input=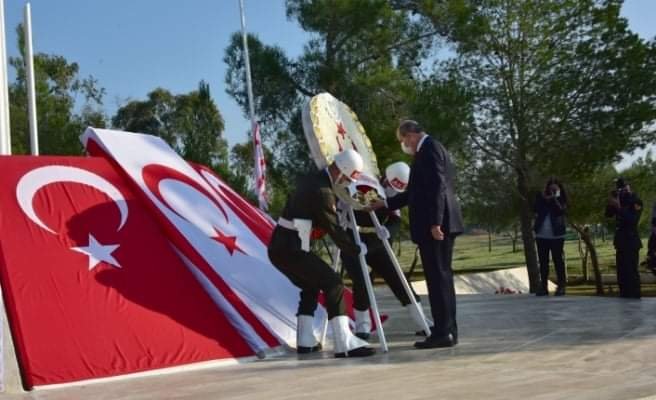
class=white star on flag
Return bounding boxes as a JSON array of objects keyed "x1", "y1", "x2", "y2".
[{"x1": 71, "y1": 234, "x2": 122, "y2": 271}]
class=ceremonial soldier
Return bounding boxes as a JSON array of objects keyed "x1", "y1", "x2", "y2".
[
  {"x1": 268, "y1": 149, "x2": 375, "y2": 357},
  {"x1": 340, "y1": 162, "x2": 430, "y2": 339},
  {"x1": 605, "y1": 178, "x2": 643, "y2": 299}
]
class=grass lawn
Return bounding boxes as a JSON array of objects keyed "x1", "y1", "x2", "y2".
[
  {"x1": 330, "y1": 233, "x2": 655, "y2": 296},
  {"x1": 391, "y1": 233, "x2": 622, "y2": 276}
]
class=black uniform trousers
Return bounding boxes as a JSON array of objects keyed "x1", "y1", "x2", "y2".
[
  {"x1": 536, "y1": 238, "x2": 566, "y2": 289},
  {"x1": 418, "y1": 235, "x2": 457, "y2": 339},
  {"x1": 341, "y1": 232, "x2": 419, "y2": 311},
  {"x1": 616, "y1": 244, "x2": 641, "y2": 298},
  {"x1": 268, "y1": 227, "x2": 346, "y2": 318}
]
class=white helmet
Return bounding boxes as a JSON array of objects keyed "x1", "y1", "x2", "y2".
[
  {"x1": 385, "y1": 161, "x2": 410, "y2": 193},
  {"x1": 333, "y1": 149, "x2": 364, "y2": 181}
]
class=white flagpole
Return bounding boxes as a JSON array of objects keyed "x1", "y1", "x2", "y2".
[
  {"x1": 0, "y1": 0, "x2": 11, "y2": 155},
  {"x1": 24, "y1": 3, "x2": 38, "y2": 155},
  {"x1": 238, "y1": 0, "x2": 264, "y2": 207}
]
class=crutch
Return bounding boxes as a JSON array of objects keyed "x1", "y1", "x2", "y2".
[
  {"x1": 369, "y1": 211, "x2": 431, "y2": 336},
  {"x1": 320, "y1": 245, "x2": 341, "y2": 345},
  {"x1": 348, "y1": 207, "x2": 388, "y2": 352}
]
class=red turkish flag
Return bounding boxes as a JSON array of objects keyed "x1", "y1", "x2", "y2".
[{"x1": 0, "y1": 156, "x2": 253, "y2": 388}]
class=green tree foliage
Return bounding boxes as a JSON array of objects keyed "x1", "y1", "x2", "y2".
[
  {"x1": 460, "y1": 159, "x2": 519, "y2": 251},
  {"x1": 112, "y1": 81, "x2": 229, "y2": 170},
  {"x1": 9, "y1": 25, "x2": 106, "y2": 155},
  {"x1": 224, "y1": 0, "x2": 470, "y2": 216}
]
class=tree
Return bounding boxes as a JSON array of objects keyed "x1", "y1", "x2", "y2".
[
  {"x1": 111, "y1": 88, "x2": 177, "y2": 145},
  {"x1": 224, "y1": 0, "x2": 469, "y2": 214},
  {"x1": 9, "y1": 25, "x2": 106, "y2": 155},
  {"x1": 112, "y1": 81, "x2": 229, "y2": 170},
  {"x1": 460, "y1": 159, "x2": 518, "y2": 252},
  {"x1": 416, "y1": 0, "x2": 656, "y2": 292}
]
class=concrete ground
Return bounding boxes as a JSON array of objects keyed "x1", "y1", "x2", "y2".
[{"x1": 6, "y1": 289, "x2": 656, "y2": 400}]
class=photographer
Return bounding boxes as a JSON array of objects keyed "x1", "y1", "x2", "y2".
[
  {"x1": 645, "y1": 202, "x2": 656, "y2": 276},
  {"x1": 605, "y1": 178, "x2": 643, "y2": 299},
  {"x1": 533, "y1": 178, "x2": 568, "y2": 296}
]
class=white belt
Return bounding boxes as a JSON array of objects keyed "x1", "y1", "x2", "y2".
[
  {"x1": 278, "y1": 217, "x2": 312, "y2": 252},
  {"x1": 277, "y1": 217, "x2": 296, "y2": 231}
]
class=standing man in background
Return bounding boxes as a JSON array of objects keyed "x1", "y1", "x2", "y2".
[
  {"x1": 372, "y1": 120, "x2": 464, "y2": 348},
  {"x1": 605, "y1": 178, "x2": 643, "y2": 299}
]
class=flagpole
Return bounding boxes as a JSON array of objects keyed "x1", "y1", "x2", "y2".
[
  {"x1": 24, "y1": 3, "x2": 38, "y2": 155},
  {"x1": 238, "y1": 0, "x2": 267, "y2": 210},
  {"x1": 0, "y1": 0, "x2": 11, "y2": 155}
]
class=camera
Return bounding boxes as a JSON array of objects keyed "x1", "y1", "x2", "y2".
[{"x1": 611, "y1": 177, "x2": 628, "y2": 197}]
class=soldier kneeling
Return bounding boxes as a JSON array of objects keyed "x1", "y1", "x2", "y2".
[{"x1": 268, "y1": 149, "x2": 375, "y2": 358}]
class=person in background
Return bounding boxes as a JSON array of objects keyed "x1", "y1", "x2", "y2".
[
  {"x1": 642, "y1": 201, "x2": 656, "y2": 276},
  {"x1": 533, "y1": 178, "x2": 568, "y2": 296},
  {"x1": 605, "y1": 177, "x2": 643, "y2": 299}
]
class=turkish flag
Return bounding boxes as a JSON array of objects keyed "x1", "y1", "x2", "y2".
[{"x1": 0, "y1": 156, "x2": 252, "y2": 388}]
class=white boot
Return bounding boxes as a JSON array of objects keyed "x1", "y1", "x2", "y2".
[
  {"x1": 354, "y1": 309, "x2": 371, "y2": 340},
  {"x1": 297, "y1": 315, "x2": 321, "y2": 354},
  {"x1": 330, "y1": 315, "x2": 375, "y2": 358},
  {"x1": 406, "y1": 303, "x2": 432, "y2": 336}
]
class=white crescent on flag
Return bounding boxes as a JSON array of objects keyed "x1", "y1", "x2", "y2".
[{"x1": 16, "y1": 165, "x2": 128, "y2": 234}]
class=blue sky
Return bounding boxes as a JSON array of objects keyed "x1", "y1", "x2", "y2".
[{"x1": 4, "y1": 0, "x2": 656, "y2": 162}]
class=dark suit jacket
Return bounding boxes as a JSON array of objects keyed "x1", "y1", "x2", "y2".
[
  {"x1": 387, "y1": 135, "x2": 464, "y2": 244},
  {"x1": 533, "y1": 192, "x2": 567, "y2": 237}
]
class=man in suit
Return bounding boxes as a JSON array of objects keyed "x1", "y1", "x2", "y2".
[
  {"x1": 372, "y1": 120, "x2": 464, "y2": 348},
  {"x1": 605, "y1": 178, "x2": 643, "y2": 299}
]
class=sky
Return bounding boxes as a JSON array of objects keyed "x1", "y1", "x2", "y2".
[{"x1": 3, "y1": 0, "x2": 656, "y2": 167}]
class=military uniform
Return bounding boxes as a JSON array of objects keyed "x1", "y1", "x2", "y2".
[
  {"x1": 606, "y1": 192, "x2": 643, "y2": 298},
  {"x1": 341, "y1": 206, "x2": 419, "y2": 311},
  {"x1": 268, "y1": 169, "x2": 360, "y2": 319}
]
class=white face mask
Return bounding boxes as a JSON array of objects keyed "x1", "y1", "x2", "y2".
[
  {"x1": 384, "y1": 185, "x2": 397, "y2": 198},
  {"x1": 401, "y1": 141, "x2": 414, "y2": 155}
]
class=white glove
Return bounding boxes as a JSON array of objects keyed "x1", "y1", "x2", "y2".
[
  {"x1": 376, "y1": 225, "x2": 390, "y2": 240},
  {"x1": 359, "y1": 242, "x2": 368, "y2": 257}
]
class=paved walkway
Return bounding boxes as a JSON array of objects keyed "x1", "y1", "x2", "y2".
[{"x1": 7, "y1": 291, "x2": 656, "y2": 400}]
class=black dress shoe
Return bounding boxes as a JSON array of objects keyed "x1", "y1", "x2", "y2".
[
  {"x1": 535, "y1": 288, "x2": 548, "y2": 296},
  {"x1": 334, "y1": 346, "x2": 376, "y2": 358},
  {"x1": 554, "y1": 286, "x2": 566, "y2": 296},
  {"x1": 297, "y1": 343, "x2": 322, "y2": 354},
  {"x1": 414, "y1": 334, "x2": 457, "y2": 349},
  {"x1": 355, "y1": 332, "x2": 370, "y2": 340}
]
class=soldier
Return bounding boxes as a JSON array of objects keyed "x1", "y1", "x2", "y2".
[
  {"x1": 340, "y1": 162, "x2": 430, "y2": 339},
  {"x1": 605, "y1": 177, "x2": 643, "y2": 299},
  {"x1": 267, "y1": 149, "x2": 375, "y2": 358}
]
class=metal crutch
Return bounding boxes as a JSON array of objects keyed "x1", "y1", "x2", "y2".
[
  {"x1": 320, "y1": 245, "x2": 341, "y2": 345},
  {"x1": 348, "y1": 207, "x2": 388, "y2": 353},
  {"x1": 369, "y1": 211, "x2": 431, "y2": 335}
]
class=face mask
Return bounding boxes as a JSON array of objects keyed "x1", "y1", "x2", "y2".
[
  {"x1": 384, "y1": 185, "x2": 397, "y2": 198},
  {"x1": 401, "y1": 141, "x2": 414, "y2": 155}
]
